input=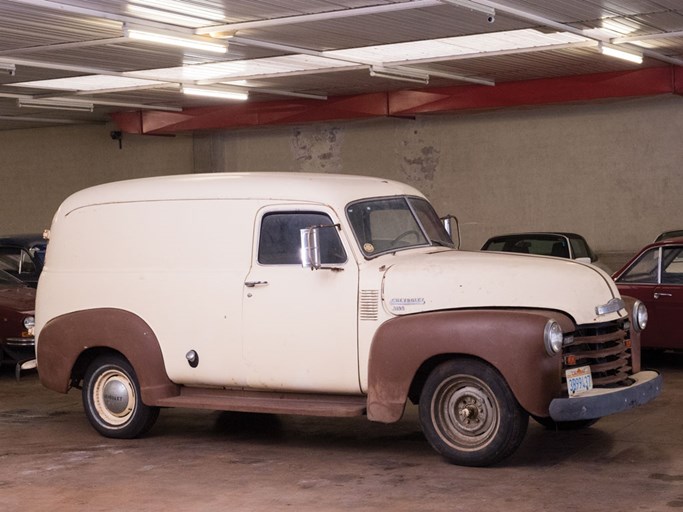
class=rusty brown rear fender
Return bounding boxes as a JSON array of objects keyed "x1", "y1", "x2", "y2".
[
  {"x1": 37, "y1": 308, "x2": 179, "y2": 404},
  {"x1": 367, "y1": 309, "x2": 574, "y2": 423}
]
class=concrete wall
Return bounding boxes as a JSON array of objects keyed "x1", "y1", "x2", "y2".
[
  {"x1": 194, "y1": 95, "x2": 683, "y2": 270},
  {"x1": 1, "y1": 97, "x2": 681, "y2": 270},
  {"x1": 0, "y1": 123, "x2": 193, "y2": 234}
]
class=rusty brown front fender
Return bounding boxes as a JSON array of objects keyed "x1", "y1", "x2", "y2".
[{"x1": 367, "y1": 309, "x2": 574, "y2": 422}]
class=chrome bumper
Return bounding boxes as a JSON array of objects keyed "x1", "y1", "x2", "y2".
[
  {"x1": 4, "y1": 336, "x2": 35, "y2": 347},
  {"x1": 549, "y1": 370, "x2": 663, "y2": 421}
]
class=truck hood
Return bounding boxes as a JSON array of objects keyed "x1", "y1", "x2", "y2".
[{"x1": 381, "y1": 250, "x2": 622, "y2": 326}]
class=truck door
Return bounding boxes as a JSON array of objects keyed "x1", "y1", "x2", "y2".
[{"x1": 242, "y1": 207, "x2": 360, "y2": 393}]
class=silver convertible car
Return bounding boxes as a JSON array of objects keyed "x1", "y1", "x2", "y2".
[{"x1": 481, "y1": 232, "x2": 611, "y2": 272}]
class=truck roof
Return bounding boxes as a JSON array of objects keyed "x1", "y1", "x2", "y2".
[{"x1": 56, "y1": 172, "x2": 425, "y2": 215}]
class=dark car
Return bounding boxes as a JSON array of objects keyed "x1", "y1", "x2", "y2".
[
  {"x1": 0, "y1": 234, "x2": 47, "y2": 288},
  {"x1": 613, "y1": 237, "x2": 683, "y2": 350},
  {"x1": 655, "y1": 230, "x2": 683, "y2": 242},
  {"x1": 0, "y1": 269, "x2": 36, "y2": 366},
  {"x1": 480, "y1": 232, "x2": 610, "y2": 272}
]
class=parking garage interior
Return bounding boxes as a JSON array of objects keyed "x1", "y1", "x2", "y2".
[{"x1": 1, "y1": 1, "x2": 683, "y2": 510}]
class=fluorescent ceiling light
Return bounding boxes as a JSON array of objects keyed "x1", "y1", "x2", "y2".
[
  {"x1": 125, "y1": 28, "x2": 227, "y2": 54},
  {"x1": 17, "y1": 99, "x2": 94, "y2": 112},
  {"x1": 182, "y1": 86, "x2": 248, "y2": 101},
  {"x1": 370, "y1": 66, "x2": 429, "y2": 85},
  {"x1": 599, "y1": 42, "x2": 643, "y2": 64}
]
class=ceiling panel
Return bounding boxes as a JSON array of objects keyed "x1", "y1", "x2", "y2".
[{"x1": 1, "y1": 0, "x2": 683, "y2": 130}]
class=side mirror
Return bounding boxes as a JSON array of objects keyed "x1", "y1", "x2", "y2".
[
  {"x1": 300, "y1": 226, "x2": 322, "y2": 270},
  {"x1": 575, "y1": 257, "x2": 592, "y2": 265},
  {"x1": 300, "y1": 224, "x2": 344, "y2": 271},
  {"x1": 441, "y1": 214, "x2": 461, "y2": 250}
]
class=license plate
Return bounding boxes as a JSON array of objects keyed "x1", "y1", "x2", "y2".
[{"x1": 566, "y1": 366, "x2": 593, "y2": 397}]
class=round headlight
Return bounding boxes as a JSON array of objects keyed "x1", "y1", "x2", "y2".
[
  {"x1": 23, "y1": 316, "x2": 35, "y2": 330},
  {"x1": 633, "y1": 301, "x2": 648, "y2": 332},
  {"x1": 544, "y1": 320, "x2": 564, "y2": 356}
]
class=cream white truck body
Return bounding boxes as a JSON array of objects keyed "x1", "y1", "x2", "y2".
[{"x1": 34, "y1": 172, "x2": 661, "y2": 466}]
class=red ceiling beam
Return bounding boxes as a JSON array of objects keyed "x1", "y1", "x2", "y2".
[
  {"x1": 389, "y1": 67, "x2": 678, "y2": 115},
  {"x1": 111, "y1": 66, "x2": 683, "y2": 135},
  {"x1": 111, "y1": 93, "x2": 389, "y2": 134}
]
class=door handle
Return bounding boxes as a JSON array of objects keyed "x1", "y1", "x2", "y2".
[
  {"x1": 245, "y1": 281, "x2": 269, "y2": 288},
  {"x1": 654, "y1": 292, "x2": 672, "y2": 299}
]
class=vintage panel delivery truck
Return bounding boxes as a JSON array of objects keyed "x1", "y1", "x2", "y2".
[{"x1": 34, "y1": 172, "x2": 661, "y2": 466}]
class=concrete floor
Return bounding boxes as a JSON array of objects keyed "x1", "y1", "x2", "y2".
[{"x1": 0, "y1": 352, "x2": 680, "y2": 512}]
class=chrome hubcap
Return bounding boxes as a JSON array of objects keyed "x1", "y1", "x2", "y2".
[
  {"x1": 434, "y1": 376, "x2": 499, "y2": 451},
  {"x1": 93, "y1": 368, "x2": 136, "y2": 426},
  {"x1": 103, "y1": 379, "x2": 130, "y2": 415}
]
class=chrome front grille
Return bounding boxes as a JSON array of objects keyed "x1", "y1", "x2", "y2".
[{"x1": 561, "y1": 320, "x2": 633, "y2": 391}]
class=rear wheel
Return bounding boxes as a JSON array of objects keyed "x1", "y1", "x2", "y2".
[
  {"x1": 419, "y1": 359, "x2": 529, "y2": 467},
  {"x1": 82, "y1": 354, "x2": 159, "y2": 438}
]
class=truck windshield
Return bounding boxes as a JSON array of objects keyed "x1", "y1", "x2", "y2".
[{"x1": 346, "y1": 196, "x2": 454, "y2": 258}]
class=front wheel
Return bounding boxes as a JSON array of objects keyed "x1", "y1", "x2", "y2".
[
  {"x1": 82, "y1": 354, "x2": 160, "y2": 438},
  {"x1": 418, "y1": 359, "x2": 529, "y2": 467}
]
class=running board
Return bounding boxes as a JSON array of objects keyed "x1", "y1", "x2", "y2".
[{"x1": 155, "y1": 387, "x2": 367, "y2": 417}]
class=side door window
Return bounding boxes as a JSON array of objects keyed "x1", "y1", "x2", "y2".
[
  {"x1": 661, "y1": 247, "x2": 683, "y2": 284},
  {"x1": 617, "y1": 248, "x2": 660, "y2": 284},
  {"x1": 569, "y1": 237, "x2": 591, "y2": 260},
  {"x1": 258, "y1": 212, "x2": 346, "y2": 265}
]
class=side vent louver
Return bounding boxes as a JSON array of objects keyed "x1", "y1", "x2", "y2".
[{"x1": 359, "y1": 290, "x2": 379, "y2": 321}]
